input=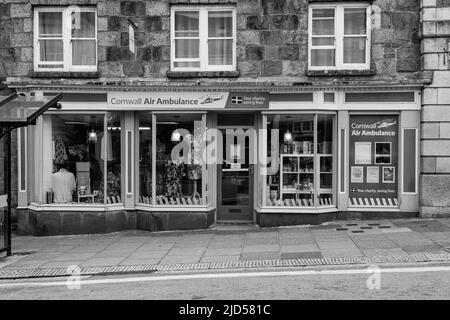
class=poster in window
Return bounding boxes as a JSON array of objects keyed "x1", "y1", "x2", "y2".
[
  {"x1": 382, "y1": 167, "x2": 395, "y2": 183},
  {"x1": 349, "y1": 115, "x2": 398, "y2": 207},
  {"x1": 351, "y1": 166, "x2": 364, "y2": 183},
  {"x1": 355, "y1": 142, "x2": 371, "y2": 164},
  {"x1": 367, "y1": 166, "x2": 379, "y2": 183}
]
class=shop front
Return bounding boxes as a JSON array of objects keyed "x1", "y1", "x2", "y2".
[{"x1": 16, "y1": 87, "x2": 421, "y2": 235}]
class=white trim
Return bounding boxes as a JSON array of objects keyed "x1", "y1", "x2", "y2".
[
  {"x1": 135, "y1": 204, "x2": 215, "y2": 212},
  {"x1": 17, "y1": 126, "x2": 28, "y2": 192},
  {"x1": 28, "y1": 203, "x2": 125, "y2": 212},
  {"x1": 255, "y1": 206, "x2": 337, "y2": 214},
  {"x1": 34, "y1": 6, "x2": 97, "y2": 72},
  {"x1": 125, "y1": 129, "x2": 134, "y2": 195},
  {"x1": 170, "y1": 5, "x2": 236, "y2": 72},
  {"x1": 308, "y1": 2, "x2": 371, "y2": 70}
]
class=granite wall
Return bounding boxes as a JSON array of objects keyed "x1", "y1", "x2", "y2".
[
  {"x1": 0, "y1": 0, "x2": 422, "y2": 82},
  {"x1": 420, "y1": 0, "x2": 450, "y2": 217}
]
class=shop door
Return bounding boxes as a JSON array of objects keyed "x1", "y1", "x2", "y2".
[{"x1": 217, "y1": 128, "x2": 254, "y2": 222}]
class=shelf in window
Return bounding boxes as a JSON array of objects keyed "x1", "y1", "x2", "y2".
[
  {"x1": 282, "y1": 189, "x2": 314, "y2": 194},
  {"x1": 318, "y1": 154, "x2": 333, "y2": 157},
  {"x1": 281, "y1": 153, "x2": 314, "y2": 157}
]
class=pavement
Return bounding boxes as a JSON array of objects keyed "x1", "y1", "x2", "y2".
[{"x1": 1, "y1": 218, "x2": 450, "y2": 278}]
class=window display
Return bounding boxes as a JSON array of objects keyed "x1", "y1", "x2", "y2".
[
  {"x1": 154, "y1": 114, "x2": 206, "y2": 206},
  {"x1": 138, "y1": 114, "x2": 152, "y2": 204},
  {"x1": 263, "y1": 114, "x2": 335, "y2": 208},
  {"x1": 46, "y1": 113, "x2": 121, "y2": 205}
]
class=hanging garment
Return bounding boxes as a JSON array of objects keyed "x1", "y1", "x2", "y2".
[
  {"x1": 54, "y1": 137, "x2": 68, "y2": 165},
  {"x1": 100, "y1": 131, "x2": 113, "y2": 161},
  {"x1": 52, "y1": 168, "x2": 76, "y2": 203},
  {"x1": 164, "y1": 160, "x2": 186, "y2": 198}
]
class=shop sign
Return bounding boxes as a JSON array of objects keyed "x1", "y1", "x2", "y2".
[
  {"x1": 349, "y1": 115, "x2": 398, "y2": 207},
  {"x1": 107, "y1": 92, "x2": 269, "y2": 109}
]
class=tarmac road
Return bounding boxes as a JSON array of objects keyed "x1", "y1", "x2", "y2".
[{"x1": 0, "y1": 264, "x2": 449, "y2": 300}]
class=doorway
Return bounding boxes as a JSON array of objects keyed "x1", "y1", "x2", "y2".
[{"x1": 217, "y1": 114, "x2": 255, "y2": 222}]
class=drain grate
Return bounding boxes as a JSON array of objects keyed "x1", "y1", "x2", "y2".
[{"x1": 1, "y1": 253, "x2": 450, "y2": 280}]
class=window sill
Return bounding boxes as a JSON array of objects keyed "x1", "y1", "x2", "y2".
[
  {"x1": 167, "y1": 71, "x2": 240, "y2": 79},
  {"x1": 29, "y1": 71, "x2": 100, "y2": 79},
  {"x1": 306, "y1": 69, "x2": 376, "y2": 77}
]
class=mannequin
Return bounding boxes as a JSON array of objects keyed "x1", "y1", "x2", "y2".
[{"x1": 52, "y1": 167, "x2": 76, "y2": 203}]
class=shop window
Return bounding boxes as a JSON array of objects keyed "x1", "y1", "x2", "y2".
[
  {"x1": 34, "y1": 7, "x2": 97, "y2": 72},
  {"x1": 308, "y1": 3, "x2": 370, "y2": 70},
  {"x1": 263, "y1": 114, "x2": 335, "y2": 208},
  {"x1": 138, "y1": 113, "x2": 207, "y2": 206},
  {"x1": 171, "y1": 6, "x2": 236, "y2": 72},
  {"x1": 44, "y1": 113, "x2": 121, "y2": 205},
  {"x1": 138, "y1": 113, "x2": 152, "y2": 204}
]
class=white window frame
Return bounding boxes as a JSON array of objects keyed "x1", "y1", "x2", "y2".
[
  {"x1": 34, "y1": 6, "x2": 98, "y2": 72},
  {"x1": 170, "y1": 5, "x2": 237, "y2": 72},
  {"x1": 308, "y1": 2, "x2": 371, "y2": 70}
]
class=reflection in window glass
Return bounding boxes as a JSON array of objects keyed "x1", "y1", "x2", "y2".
[
  {"x1": 317, "y1": 114, "x2": 334, "y2": 206},
  {"x1": 264, "y1": 114, "x2": 335, "y2": 207},
  {"x1": 155, "y1": 114, "x2": 205, "y2": 205},
  {"x1": 50, "y1": 114, "x2": 105, "y2": 204},
  {"x1": 138, "y1": 113, "x2": 152, "y2": 204},
  {"x1": 375, "y1": 142, "x2": 392, "y2": 164},
  {"x1": 103, "y1": 113, "x2": 122, "y2": 204}
]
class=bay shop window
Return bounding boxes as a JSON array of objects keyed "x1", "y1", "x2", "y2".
[
  {"x1": 261, "y1": 114, "x2": 336, "y2": 208},
  {"x1": 138, "y1": 113, "x2": 209, "y2": 206},
  {"x1": 39, "y1": 113, "x2": 122, "y2": 205}
]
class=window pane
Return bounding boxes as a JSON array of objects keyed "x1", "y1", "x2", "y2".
[
  {"x1": 156, "y1": 114, "x2": 205, "y2": 206},
  {"x1": 312, "y1": 19, "x2": 334, "y2": 36},
  {"x1": 72, "y1": 12, "x2": 96, "y2": 38},
  {"x1": 105, "y1": 113, "x2": 122, "y2": 204},
  {"x1": 313, "y1": 9, "x2": 334, "y2": 18},
  {"x1": 40, "y1": 40, "x2": 63, "y2": 61},
  {"x1": 343, "y1": 37, "x2": 366, "y2": 63},
  {"x1": 344, "y1": 8, "x2": 366, "y2": 35},
  {"x1": 138, "y1": 113, "x2": 152, "y2": 204},
  {"x1": 50, "y1": 114, "x2": 105, "y2": 205},
  {"x1": 208, "y1": 39, "x2": 233, "y2": 65},
  {"x1": 39, "y1": 12, "x2": 62, "y2": 37},
  {"x1": 208, "y1": 11, "x2": 233, "y2": 37},
  {"x1": 175, "y1": 39, "x2": 199, "y2": 59},
  {"x1": 311, "y1": 49, "x2": 335, "y2": 66},
  {"x1": 312, "y1": 37, "x2": 334, "y2": 46},
  {"x1": 174, "y1": 61, "x2": 201, "y2": 68},
  {"x1": 175, "y1": 11, "x2": 199, "y2": 37},
  {"x1": 317, "y1": 115, "x2": 334, "y2": 206},
  {"x1": 264, "y1": 115, "x2": 316, "y2": 207},
  {"x1": 72, "y1": 40, "x2": 96, "y2": 65}
]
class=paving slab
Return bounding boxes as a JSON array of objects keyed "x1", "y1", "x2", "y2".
[
  {"x1": 281, "y1": 252, "x2": 322, "y2": 260},
  {"x1": 81, "y1": 257, "x2": 125, "y2": 267},
  {"x1": 280, "y1": 244, "x2": 320, "y2": 253},
  {"x1": 241, "y1": 252, "x2": 279, "y2": 261},
  {"x1": 201, "y1": 255, "x2": 241, "y2": 263},
  {"x1": 242, "y1": 245, "x2": 280, "y2": 253}
]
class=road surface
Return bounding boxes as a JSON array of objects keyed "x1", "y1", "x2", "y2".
[{"x1": 0, "y1": 264, "x2": 449, "y2": 300}]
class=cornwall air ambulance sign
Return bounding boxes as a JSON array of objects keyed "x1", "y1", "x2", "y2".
[{"x1": 107, "y1": 92, "x2": 269, "y2": 110}]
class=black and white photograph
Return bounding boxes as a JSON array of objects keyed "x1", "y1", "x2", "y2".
[{"x1": 0, "y1": 0, "x2": 449, "y2": 308}]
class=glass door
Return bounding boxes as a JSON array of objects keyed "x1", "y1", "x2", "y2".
[{"x1": 217, "y1": 128, "x2": 253, "y2": 221}]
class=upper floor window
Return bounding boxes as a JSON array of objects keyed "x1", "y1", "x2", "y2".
[
  {"x1": 308, "y1": 3, "x2": 370, "y2": 70},
  {"x1": 34, "y1": 7, "x2": 97, "y2": 72},
  {"x1": 171, "y1": 6, "x2": 236, "y2": 72}
]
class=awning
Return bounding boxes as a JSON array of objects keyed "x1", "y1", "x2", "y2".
[
  {"x1": 0, "y1": 92, "x2": 63, "y2": 256},
  {"x1": 0, "y1": 93, "x2": 63, "y2": 129}
]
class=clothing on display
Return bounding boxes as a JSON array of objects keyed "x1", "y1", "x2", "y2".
[
  {"x1": 99, "y1": 131, "x2": 113, "y2": 161},
  {"x1": 52, "y1": 168, "x2": 76, "y2": 203},
  {"x1": 54, "y1": 137, "x2": 68, "y2": 164},
  {"x1": 164, "y1": 160, "x2": 186, "y2": 198}
]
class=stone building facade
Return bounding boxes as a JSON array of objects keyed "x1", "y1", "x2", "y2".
[
  {"x1": 0, "y1": 0, "x2": 446, "y2": 236},
  {"x1": 420, "y1": 0, "x2": 450, "y2": 217}
]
